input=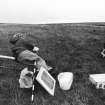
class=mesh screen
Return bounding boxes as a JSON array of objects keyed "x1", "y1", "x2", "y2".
[{"x1": 0, "y1": 58, "x2": 26, "y2": 73}]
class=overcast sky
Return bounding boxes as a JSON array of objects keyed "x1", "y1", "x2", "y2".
[{"x1": 0, "y1": 0, "x2": 105, "y2": 24}]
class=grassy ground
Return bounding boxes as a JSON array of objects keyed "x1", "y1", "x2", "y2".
[{"x1": 0, "y1": 23, "x2": 105, "y2": 105}]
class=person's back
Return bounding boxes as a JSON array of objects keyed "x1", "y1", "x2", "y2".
[{"x1": 10, "y1": 34, "x2": 35, "y2": 61}]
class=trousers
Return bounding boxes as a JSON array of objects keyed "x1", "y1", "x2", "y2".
[{"x1": 18, "y1": 50, "x2": 50, "y2": 70}]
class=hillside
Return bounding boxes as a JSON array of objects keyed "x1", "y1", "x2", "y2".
[{"x1": 0, "y1": 23, "x2": 105, "y2": 105}]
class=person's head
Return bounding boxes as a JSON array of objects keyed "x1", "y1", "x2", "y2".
[
  {"x1": 10, "y1": 33, "x2": 26, "y2": 44},
  {"x1": 13, "y1": 33, "x2": 26, "y2": 40}
]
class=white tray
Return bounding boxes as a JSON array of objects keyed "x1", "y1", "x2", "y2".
[
  {"x1": 89, "y1": 74, "x2": 105, "y2": 84},
  {"x1": 36, "y1": 66, "x2": 56, "y2": 96}
]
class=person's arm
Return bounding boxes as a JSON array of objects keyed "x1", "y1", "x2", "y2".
[
  {"x1": 23, "y1": 40, "x2": 39, "y2": 51},
  {"x1": 23, "y1": 40, "x2": 35, "y2": 50}
]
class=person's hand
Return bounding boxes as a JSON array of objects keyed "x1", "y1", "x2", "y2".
[
  {"x1": 33, "y1": 46, "x2": 39, "y2": 52},
  {"x1": 34, "y1": 58, "x2": 46, "y2": 69}
]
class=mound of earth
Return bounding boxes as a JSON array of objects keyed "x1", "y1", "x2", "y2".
[{"x1": 0, "y1": 23, "x2": 105, "y2": 105}]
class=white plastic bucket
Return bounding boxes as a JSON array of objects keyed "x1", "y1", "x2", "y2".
[{"x1": 57, "y1": 72, "x2": 73, "y2": 90}]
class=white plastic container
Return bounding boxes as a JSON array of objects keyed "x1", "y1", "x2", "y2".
[
  {"x1": 57, "y1": 72, "x2": 73, "y2": 90},
  {"x1": 89, "y1": 74, "x2": 105, "y2": 89},
  {"x1": 19, "y1": 67, "x2": 33, "y2": 88}
]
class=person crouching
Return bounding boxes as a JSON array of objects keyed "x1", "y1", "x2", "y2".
[
  {"x1": 9, "y1": 33, "x2": 52, "y2": 88},
  {"x1": 9, "y1": 33, "x2": 52, "y2": 70}
]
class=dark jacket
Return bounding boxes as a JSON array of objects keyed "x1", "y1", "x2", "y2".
[{"x1": 10, "y1": 37, "x2": 35, "y2": 59}]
